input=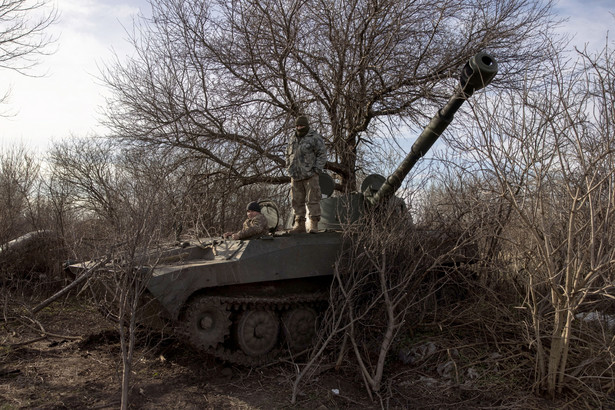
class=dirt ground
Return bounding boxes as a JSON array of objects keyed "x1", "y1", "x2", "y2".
[{"x1": 0, "y1": 296, "x2": 570, "y2": 409}]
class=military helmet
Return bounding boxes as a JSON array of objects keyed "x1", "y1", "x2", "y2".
[{"x1": 295, "y1": 115, "x2": 309, "y2": 127}]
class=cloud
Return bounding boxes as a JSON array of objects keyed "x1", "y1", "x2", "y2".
[
  {"x1": 0, "y1": 0, "x2": 147, "y2": 150},
  {"x1": 554, "y1": 0, "x2": 614, "y2": 50}
]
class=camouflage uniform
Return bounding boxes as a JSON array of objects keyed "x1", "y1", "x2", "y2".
[
  {"x1": 286, "y1": 126, "x2": 327, "y2": 219},
  {"x1": 235, "y1": 212, "x2": 269, "y2": 240}
]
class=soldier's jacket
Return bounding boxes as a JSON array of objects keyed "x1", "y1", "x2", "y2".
[
  {"x1": 285, "y1": 128, "x2": 327, "y2": 180},
  {"x1": 236, "y1": 212, "x2": 269, "y2": 240}
]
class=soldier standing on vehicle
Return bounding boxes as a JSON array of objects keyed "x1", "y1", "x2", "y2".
[
  {"x1": 223, "y1": 201, "x2": 269, "y2": 240},
  {"x1": 285, "y1": 115, "x2": 327, "y2": 234}
]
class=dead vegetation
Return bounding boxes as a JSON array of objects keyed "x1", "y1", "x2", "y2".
[
  {"x1": 0, "y1": 278, "x2": 579, "y2": 409},
  {"x1": 2, "y1": 171, "x2": 614, "y2": 409}
]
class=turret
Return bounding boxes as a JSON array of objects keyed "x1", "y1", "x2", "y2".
[{"x1": 319, "y1": 51, "x2": 498, "y2": 229}]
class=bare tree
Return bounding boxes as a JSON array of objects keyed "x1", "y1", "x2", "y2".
[
  {"x1": 48, "y1": 137, "x2": 286, "y2": 245},
  {"x1": 0, "y1": 145, "x2": 40, "y2": 243},
  {"x1": 47, "y1": 137, "x2": 180, "y2": 409},
  {"x1": 100, "y1": 0, "x2": 560, "y2": 193},
  {"x1": 0, "y1": 145, "x2": 39, "y2": 306},
  {"x1": 108, "y1": 196, "x2": 165, "y2": 410},
  {"x1": 0, "y1": 0, "x2": 57, "y2": 106},
  {"x1": 448, "y1": 40, "x2": 615, "y2": 398},
  {"x1": 290, "y1": 201, "x2": 476, "y2": 402}
]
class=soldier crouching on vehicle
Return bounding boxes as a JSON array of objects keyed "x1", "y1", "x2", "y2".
[
  {"x1": 285, "y1": 115, "x2": 327, "y2": 234},
  {"x1": 223, "y1": 201, "x2": 269, "y2": 240}
]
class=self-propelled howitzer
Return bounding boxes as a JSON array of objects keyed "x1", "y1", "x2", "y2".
[{"x1": 69, "y1": 51, "x2": 497, "y2": 367}]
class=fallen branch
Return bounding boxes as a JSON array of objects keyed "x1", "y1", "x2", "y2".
[
  {"x1": 3, "y1": 336, "x2": 46, "y2": 347},
  {"x1": 32, "y1": 258, "x2": 110, "y2": 315}
]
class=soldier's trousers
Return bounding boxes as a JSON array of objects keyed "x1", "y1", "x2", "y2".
[{"x1": 291, "y1": 174, "x2": 321, "y2": 219}]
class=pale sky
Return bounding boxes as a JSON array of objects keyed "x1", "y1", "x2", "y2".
[
  {"x1": 0, "y1": 0, "x2": 150, "y2": 151},
  {"x1": 0, "y1": 0, "x2": 613, "y2": 152}
]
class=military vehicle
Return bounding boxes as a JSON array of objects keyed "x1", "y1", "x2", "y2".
[{"x1": 69, "y1": 51, "x2": 497, "y2": 365}]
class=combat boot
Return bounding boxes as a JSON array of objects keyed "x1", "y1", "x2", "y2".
[
  {"x1": 307, "y1": 216, "x2": 320, "y2": 234},
  {"x1": 289, "y1": 216, "x2": 306, "y2": 234}
]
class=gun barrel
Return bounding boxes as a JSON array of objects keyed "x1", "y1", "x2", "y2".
[{"x1": 367, "y1": 51, "x2": 498, "y2": 206}]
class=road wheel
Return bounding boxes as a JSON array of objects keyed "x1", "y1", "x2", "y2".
[
  {"x1": 236, "y1": 309, "x2": 279, "y2": 357},
  {"x1": 282, "y1": 307, "x2": 317, "y2": 352}
]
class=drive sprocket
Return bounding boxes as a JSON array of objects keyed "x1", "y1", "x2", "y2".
[{"x1": 181, "y1": 296, "x2": 231, "y2": 350}]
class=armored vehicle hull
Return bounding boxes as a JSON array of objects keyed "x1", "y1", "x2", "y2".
[{"x1": 71, "y1": 232, "x2": 340, "y2": 365}]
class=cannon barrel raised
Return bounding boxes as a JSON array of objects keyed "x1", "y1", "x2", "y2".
[{"x1": 366, "y1": 51, "x2": 498, "y2": 206}]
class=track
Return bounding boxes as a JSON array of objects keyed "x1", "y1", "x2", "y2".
[{"x1": 179, "y1": 293, "x2": 328, "y2": 366}]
